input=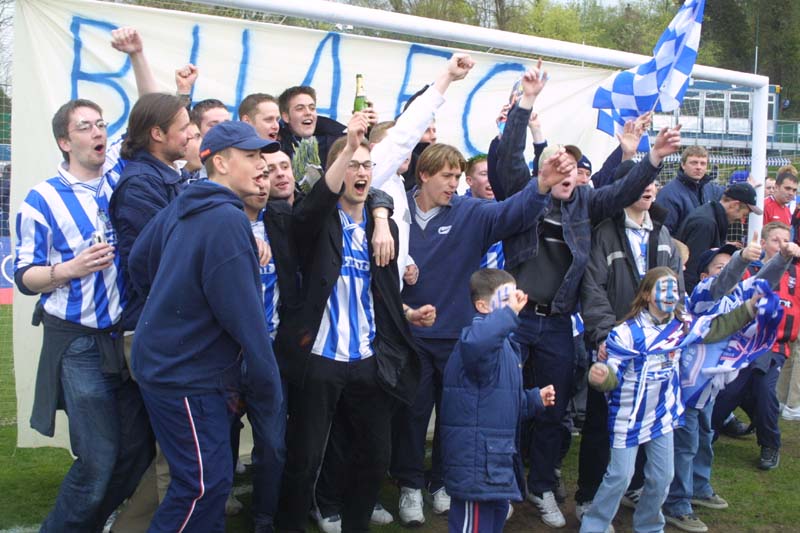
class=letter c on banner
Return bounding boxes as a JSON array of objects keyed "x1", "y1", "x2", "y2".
[
  {"x1": 70, "y1": 17, "x2": 130, "y2": 137},
  {"x1": 462, "y1": 62, "x2": 526, "y2": 156}
]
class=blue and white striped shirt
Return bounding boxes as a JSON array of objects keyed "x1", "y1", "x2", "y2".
[
  {"x1": 481, "y1": 241, "x2": 505, "y2": 270},
  {"x1": 14, "y1": 140, "x2": 127, "y2": 329},
  {"x1": 311, "y1": 208, "x2": 376, "y2": 362},
  {"x1": 606, "y1": 311, "x2": 684, "y2": 448},
  {"x1": 251, "y1": 214, "x2": 280, "y2": 339}
]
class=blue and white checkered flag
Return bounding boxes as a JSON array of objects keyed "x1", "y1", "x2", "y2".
[{"x1": 593, "y1": 0, "x2": 706, "y2": 149}]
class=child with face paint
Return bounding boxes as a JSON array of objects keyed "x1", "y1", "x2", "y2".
[
  {"x1": 580, "y1": 266, "x2": 762, "y2": 533},
  {"x1": 440, "y1": 269, "x2": 555, "y2": 533}
]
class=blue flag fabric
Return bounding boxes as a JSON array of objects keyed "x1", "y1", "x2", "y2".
[
  {"x1": 680, "y1": 277, "x2": 783, "y2": 408},
  {"x1": 593, "y1": 0, "x2": 706, "y2": 150},
  {"x1": 605, "y1": 278, "x2": 782, "y2": 418}
]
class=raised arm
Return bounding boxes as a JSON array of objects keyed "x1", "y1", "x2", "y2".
[
  {"x1": 460, "y1": 290, "x2": 526, "y2": 385},
  {"x1": 755, "y1": 241, "x2": 800, "y2": 288},
  {"x1": 111, "y1": 27, "x2": 159, "y2": 96},
  {"x1": 371, "y1": 53, "x2": 474, "y2": 189},
  {"x1": 494, "y1": 61, "x2": 549, "y2": 197},
  {"x1": 587, "y1": 125, "x2": 680, "y2": 224}
]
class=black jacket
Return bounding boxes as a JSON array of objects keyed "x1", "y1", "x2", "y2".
[
  {"x1": 274, "y1": 179, "x2": 420, "y2": 404},
  {"x1": 678, "y1": 201, "x2": 729, "y2": 292},
  {"x1": 581, "y1": 203, "x2": 684, "y2": 348}
]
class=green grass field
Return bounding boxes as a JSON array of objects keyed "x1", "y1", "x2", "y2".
[{"x1": 1, "y1": 302, "x2": 799, "y2": 531}]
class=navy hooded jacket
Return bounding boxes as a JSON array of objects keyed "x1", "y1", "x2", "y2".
[
  {"x1": 441, "y1": 307, "x2": 545, "y2": 501},
  {"x1": 110, "y1": 149, "x2": 189, "y2": 331},
  {"x1": 128, "y1": 180, "x2": 281, "y2": 403}
]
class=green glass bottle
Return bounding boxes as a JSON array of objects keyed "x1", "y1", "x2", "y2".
[{"x1": 353, "y1": 74, "x2": 368, "y2": 112}]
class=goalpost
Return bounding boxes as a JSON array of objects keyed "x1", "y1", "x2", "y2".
[{"x1": 188, "y1": 0, "x2": 771, "y2": 235}]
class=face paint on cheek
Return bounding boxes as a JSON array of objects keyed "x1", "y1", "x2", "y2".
[
  {"x1": 489, "y1": 284, "x2": 515, "y2": 312},
  {"x1": 653, "y1": 277, "x2": 678, "y2": 314}
]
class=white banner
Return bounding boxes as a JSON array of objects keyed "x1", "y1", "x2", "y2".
[{"x1": 12, "y1": 0, "x2": 618, "y2": 447}]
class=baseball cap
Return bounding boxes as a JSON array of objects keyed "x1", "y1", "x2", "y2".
[
  {"x1": 723, "y1": 182, "x2": 763, "y2": 215},
  {"x1": 695, "y1": 243, "x2": 740, "y2": 277},
  {"x1": 577, "y1": 155, "x2": 592, "y2": 173},
  {"x1": 539, "y1": 144, "x2": 582, "y2": 166},
  {"x1": 728, "y1": 169, "x2": 749, "y2": 184},
  {"x1": 199, "y1": 121, "x2": 279, "y2": 163}
]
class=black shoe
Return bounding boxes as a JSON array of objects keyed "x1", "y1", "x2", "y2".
[
  {"x1": 721, "y1": 415, "x2": 750, "y2": 438},
  {"x1": 758, "y1": 447, "x2": 780, "y2": 470}
]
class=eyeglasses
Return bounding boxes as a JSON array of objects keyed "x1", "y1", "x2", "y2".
[
  {"x1": 71, "y1": 119, "x2": 109, "y2": 133},
  {"x1": 346, "y1": 160, "x2": 374, "y2": 171}
]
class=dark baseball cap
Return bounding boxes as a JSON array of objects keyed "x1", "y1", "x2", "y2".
[
  {"x1": 577, "y1": 155, "x2": 592, "y2": 173},
  {"x1": 199, "y1": 121, "x2": 279, "y2": 163},
  {"x1": 696, "y1": 243, "x2": 740, "y2": 277},
  {"x1": 723, "y1": 182, "x2": 763, "y2": 215}
]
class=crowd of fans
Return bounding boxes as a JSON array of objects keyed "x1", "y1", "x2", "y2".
[{"x1": 12, "y1": 27, "x2": 800, "y2": 533}]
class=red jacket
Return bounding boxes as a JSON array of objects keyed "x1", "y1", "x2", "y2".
[{"x1": 745, "y1": 262, "x2": 800, "y2": 357}]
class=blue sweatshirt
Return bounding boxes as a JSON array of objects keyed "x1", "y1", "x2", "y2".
[
  {"x1": 403, "y1": 180, "x2": 549, "y2": 339},
  {"x1": 127, "y1": 180, "x2": 281, "y2": 403}
]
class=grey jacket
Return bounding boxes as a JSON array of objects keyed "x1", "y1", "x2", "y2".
[{"x1": 581, "y1": 207, "x2": 683, "y2": 348}]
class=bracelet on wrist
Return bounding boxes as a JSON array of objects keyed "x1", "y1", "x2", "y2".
[{"x1": 50, "y1": 264, "x2": 65, "y2": 289}]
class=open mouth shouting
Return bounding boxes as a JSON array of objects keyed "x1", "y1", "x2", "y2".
[{"x1": 354, "y1": 178, "x2": 369, "y2": 194}]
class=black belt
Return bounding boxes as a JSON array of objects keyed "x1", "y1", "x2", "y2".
[{"x1": 524, "y1": 301, "x2": 554, "y2": 317}]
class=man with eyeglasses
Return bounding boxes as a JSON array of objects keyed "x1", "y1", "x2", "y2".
[
  {"x1": 275, "y1": 112, "x2": 429, "y2": 532},
  {"x1": 11, "y1": 26, "x2": 167, "y2": 530}
]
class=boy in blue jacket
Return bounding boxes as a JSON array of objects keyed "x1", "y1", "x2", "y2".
[{"x1": 441, "y1": 268, "x2": 555, "y2": 533}]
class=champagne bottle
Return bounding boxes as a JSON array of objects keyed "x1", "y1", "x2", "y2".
[{"x1": 353, "y1": 74, "x2": 368, "y2": 112}]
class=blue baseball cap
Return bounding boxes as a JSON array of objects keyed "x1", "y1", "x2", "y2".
[{"x1": 199, "y1": 121, "x2": 279, "y2": 163}]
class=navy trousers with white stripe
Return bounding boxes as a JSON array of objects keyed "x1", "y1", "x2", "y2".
[
  {"x1": 449, "y1": 498, "x2": 508, "y2": 533},
  {"x1": 141, "y1": 388, "x2": 236, "y2": 533}
]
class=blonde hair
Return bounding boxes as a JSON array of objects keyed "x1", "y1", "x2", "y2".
[
  {"x1": 680, "y1": 145, "x2": 708, "y2": 164},
  {"x1": 416, "y1": 143, "x2": 466, "y2": 182}
]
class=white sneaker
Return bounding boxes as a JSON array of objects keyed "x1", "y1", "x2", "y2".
[
  {"x1": 399, "y1": 487, "x2": 425, "y2": 526},
  {"x1": 527, "y1": 491, "x2": 566, "y2": 528},
  {"x1": 506, "y1": 503, "x2": 514, "y2": 520},
  {"x1": 316, "y1": 514, "x2": 342, "y2": 533},
  {"x1": 782, "y1": 404, "x2": 800, "y2": 421},
  {"x1": 371, "y1": 503, "x2": 394, "y2": 525},
  {"x1": 431, "y1": 487, "x2": 451, "y2": 514},
  {"x1": 575, "y1": 500, "x2": 592, "y2": 522},
  {"x1": 225, "y1": 492, "x2": 243, "y2": 516}
]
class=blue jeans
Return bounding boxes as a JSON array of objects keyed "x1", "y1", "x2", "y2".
[
  {"x1": 41, "y1": 335, "x2": 153, "y2": 533},
  {"x1": 580, "y1": 432, "x2": 674, "y2": 533},
  {"x1": 664, "y1": 401, "x2": 715, "y2": 517}
]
